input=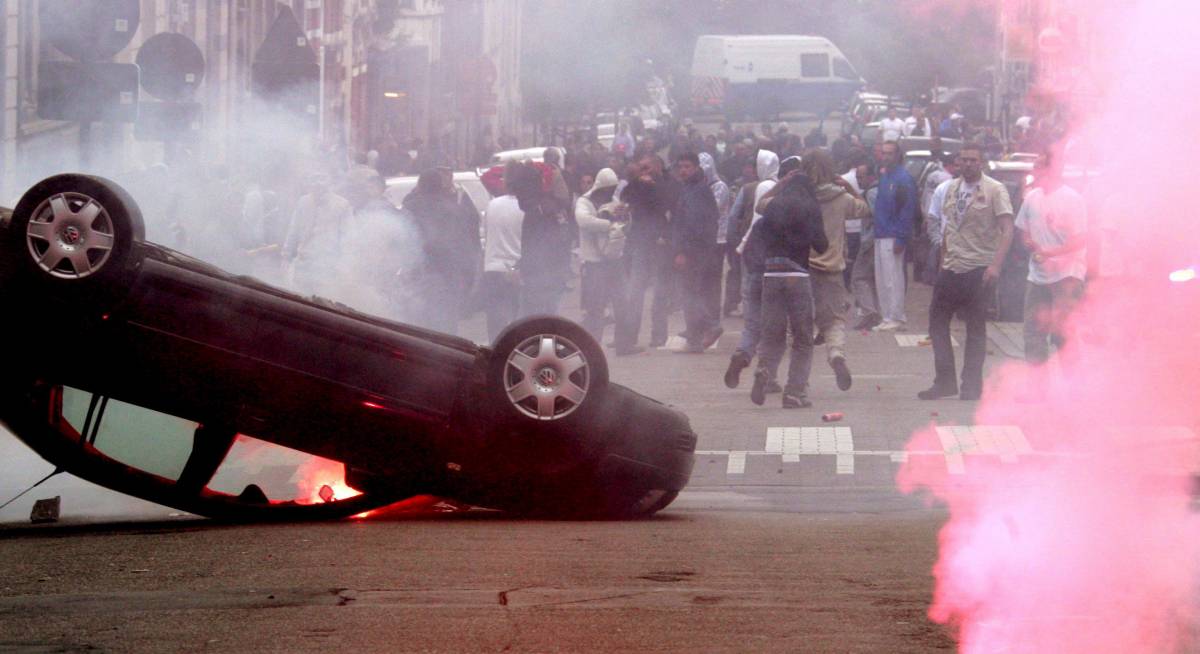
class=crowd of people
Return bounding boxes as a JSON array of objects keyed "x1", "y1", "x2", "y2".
[{"x1": 131, "y1": 100, "x2": 1086, "y2": 411}]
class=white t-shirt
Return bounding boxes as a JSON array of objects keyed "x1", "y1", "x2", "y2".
[
  {"x1": 904, "y1": 116, "x2": 933, "y2": 137},
  {"x1": 483, "y1": 195, "x2": 524, "y2": 273},
  {"x1": 840, "y1": 171, "x2": 863, "y2": 234},
  {"x1": 879, "y1": 117, "x2": 906, "y2": 143},
  {"x1": 926, "y1": 178, "x2": 955, "y2": 246},
  {"x1": 1015, "y1": 185, "x2": 1088, "y2": 284}
]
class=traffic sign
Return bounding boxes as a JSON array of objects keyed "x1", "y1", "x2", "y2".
[
  {"x1": 137, "y1": 33, "x2": 206, "y2": 102},
  {"x1": 39, "y1": 0, "x2": 140, "y2": 62}
]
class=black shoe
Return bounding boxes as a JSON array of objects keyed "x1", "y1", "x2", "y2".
[
  {"x1": 853, "y1": 313, "x2": 883, "y2": 331},
  {"x1": 831, "y1": 356, "x2": 852, "y2": 391},
  {"x1": 724, "y1": 351, "x2": 751, "y2": 388},
  {"x1": 917, "y1": 385, "x2": 958, "y2": 400},
  {"x1": 702, "y1": 327, "x2": 725, "y2": 350},
  {"x1": 751, "y1": 370, "x2": 768, "y2": 406},
  {"x1": 813, "y1": 332, "x2": 826, "y2": 346},
  {"x1": 959, "y1": 390, "x2": 981, "y2": 401},
  {"x1": 615, "y1": 346, "x2": 646, "y2": 356},
  {"x1": 782, "y1": 393, "x2": 812, "y2": 409},
  {"x1": 764, "y1": 380, "x2": 783, "y2": 394}
]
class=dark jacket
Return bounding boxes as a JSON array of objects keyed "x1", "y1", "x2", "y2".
[
  {"x1": 402, "y1": 191, "x2": 479, "y2": 292},
  {"x1": 622, "y1": 174, "x2": 679, "y2": 250},
  {"x1": 760, "y1": 177, "x2": 828, "y2": 271},
  {"x1": 517, "y1": 196, "x2": 573, "y2": 291},
  {"x1": 671, "y1": 170, "x2": 720, "y2": 255}
]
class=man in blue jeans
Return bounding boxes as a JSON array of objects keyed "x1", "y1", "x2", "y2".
[{"x1": 750, "y1": 173, "x2": 828, "y2": 409}]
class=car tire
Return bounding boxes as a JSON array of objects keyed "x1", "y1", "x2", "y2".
[
  {"x1": 6, "y1": 174, "x2": 145, "y2": 297},
  {"x1": 488, "y1": 315, "x2": 609, "y2": 424},
  {"x1": 484, "y1": 315, "x2": 610, "y2": 466}
]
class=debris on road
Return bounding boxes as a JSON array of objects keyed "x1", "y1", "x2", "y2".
[
  {"x1": 30, "y1": 496, "x2": 60, "y2": 524},
  {"x1": 822, "y1": 412, "x2": 844, "y2": 423}
]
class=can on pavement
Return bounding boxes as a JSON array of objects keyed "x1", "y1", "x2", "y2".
[{"x1": 822, "y1": 412, "x2": 844, "y2": 423}]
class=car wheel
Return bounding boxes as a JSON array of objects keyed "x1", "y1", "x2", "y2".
[
  {"x1": 7, "y1": 174, "x2": 144, "y2": 294},
  {"x1": 488, "y1": 315, "x2": 609, "y2": 427}
]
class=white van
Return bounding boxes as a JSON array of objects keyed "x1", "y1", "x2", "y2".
[{"x1": 691, "y1": 35, "x2": 864, "y2": 119}]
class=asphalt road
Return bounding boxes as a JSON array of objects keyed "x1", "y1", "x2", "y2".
[{"x1": 0, "y1": 282, "x2": 1007, "y2": 652}]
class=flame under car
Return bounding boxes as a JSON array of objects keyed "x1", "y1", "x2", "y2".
[{"x1": 0, "y1": 174, "x2": 696, "y2": 520}]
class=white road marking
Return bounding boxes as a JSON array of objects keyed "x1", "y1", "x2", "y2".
[
  {"x1": 726, "y1": 451, "x2": 747, "y2": 475},
  {"x1": 697, "y1": 425, "x2": 1196, "y2": 477}
]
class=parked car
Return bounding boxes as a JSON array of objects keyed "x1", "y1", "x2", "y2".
[
  {"x1": 385, "y1": 171, "x2": 491, "y2": 220},
  {"x1": 0, "y1": 174, "x2": 696, "y2": 521},
  {"x1": 488, "y1": 146, "x2": 567, "y2": 167}
]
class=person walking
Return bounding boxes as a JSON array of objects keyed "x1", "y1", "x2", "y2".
[
  {"x1": 723, "y1": 150, "x2": 782, "y2": 389},
  {"x1": 575, "y1": 168, "x2": 626, "y2": 340},
  {"x1": 671, "y1": 153, "x2": 724, "y2": 353},
  {"x1": 918, "y1": 144, "x2": 1015, "y2": 401},
  {"x1": 802, "y1": 149, "x2": 869, "y2": 391},
  {"x1": 850, "y1": 163, "x2": 883, "y2": 330},
  {"x1": 402, "y1": 169, "x2": 480, "y2": 335},
  {"x1": 480, "y1": 163, "x2": 526, "y2": 341},
  {"x1": 511, "y1": 164, "x2": 573, "y2": 318},
  {"x1": 700, "y1": 153, "x2": 733, "y2": 323},
  {"x1": 614, "y1": 154, "x2": 679, "y2": 355},
  {"x1": 750, "y1": 172, "x2": 829, "y2": 409},
  {"x1": 871, "y1": 141, "x2": 918, "y2": 331},
  {"x1": 1015, "y1": 151, "x2": 1087, "y2": 366}
]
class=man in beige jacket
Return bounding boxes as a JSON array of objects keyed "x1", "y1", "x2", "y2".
[{"x1": 802, "y1": 149, "x2": 870, "y2": 391}]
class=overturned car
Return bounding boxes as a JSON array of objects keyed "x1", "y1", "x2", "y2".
[{"x1": 0, "y1": 174, "x2": 695, "y2": 520}]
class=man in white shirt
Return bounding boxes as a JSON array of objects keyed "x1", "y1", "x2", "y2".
[
  {"x1": 904, "y1": 107, "x2": 934, "y2": 138},
  {"x1": 481, "y1": 172, "x2": 525, "y2": 340},
  {"x1": 879, "y1": 108, "x2": 907, "y2": 144},
  {"x1": 1015, "y1": 152, "x2": 1087, "y2": 365},
  {"x1": 283, "y1": 172, "x2": 354, "y2": 297}
]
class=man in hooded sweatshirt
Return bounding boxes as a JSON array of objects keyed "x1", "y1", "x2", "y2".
[
  {"x1": 671, "y1": 152, "x2": 724, "y2": 353},
  {"x1": 802, "y1": 149, "x2": 869, "y2": 391},
  {"x1": 723, "y1": 151, "x2": 788, "y2": 391},
  {"x1": 614, "y1": 154, "x2": 680, "y2": 355},
  {"x1": 699, "y1": 152, "x2": 732, "y2": 323},
  {"x1": 575, "y1": 168, "x2": 625, "y2": 340}
]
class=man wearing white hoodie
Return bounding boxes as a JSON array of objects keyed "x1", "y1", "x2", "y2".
[
  {"x1": 724, "y1": 151, "x2": 786, "y2": 391},
  {"x1": 575, "y1": 168, "x2": 625, "y2": 340}
]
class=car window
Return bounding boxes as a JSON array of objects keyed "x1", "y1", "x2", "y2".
[
  {"x1": 62, "y1": 388, "x2": 195, "y2": 481},
  {"x1": 905, "y1": 158, "x2": 927, "y2": 181},
  {"x1": 800, "y1": 53, "x2": 830, "y2": 79},
  {"x1": 384, "y1": 180, "x2": 417, "y2": 209},
  {"x1": 833, "y1": 58, "x2": 857, "y2": 80},
  {"x1": 459, "y1": 180, "x2": 490, "y2": 214}
]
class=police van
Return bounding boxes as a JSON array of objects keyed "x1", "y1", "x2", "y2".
[{"x1": 691, "y1": 35, "x2": 865, "y2": 119}]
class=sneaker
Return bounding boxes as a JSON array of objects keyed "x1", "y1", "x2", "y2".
[
  {"x1": 615, "y1": 346, "x2": 646, "y2": 356},
  {"x1": 872, "y1": 320, "x2": 902, "y2": 332},
  {"x1": 764, "y1": 380, "x2": 783, "y2": 394},
  {"x1": 813, "y1": 332, "x2": 826, "y2": 346},
  {"x1": 782, "y1": 393, "x2": 812, "y2": 409},
  {"x1": 853, "y1": 313, "x2": 882, "y2": 331},
  {"x1": 917, "y1": 384, "x2": 958, "y2": 400},
  {"x1": 750, "y1": 369, "x2": 768, "y2": 406},
  {"x1": 673, "y1": 343, "x2": 706, "y2": 354},
  {"x1": 959, "y1": 390, "x2": 982, "y2": 401},
  {"x1": 830, "y1": 356, "x2": 852, "y2": 391},
  {"x1": 724, "y1": 351, "x2": 751, "y2": 388},
  {"x1": 649, "y1": 337, "x2": 667, "y2": 348},
  {"x1": 701, "y1": 327, "x2": 725, "y2": 350}
]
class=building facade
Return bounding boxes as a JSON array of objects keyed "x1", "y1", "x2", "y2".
[{"x1": 1, "y1": 0, "x2": 523, "y2": 201}]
